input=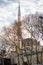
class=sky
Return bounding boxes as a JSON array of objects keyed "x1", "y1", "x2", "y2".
[
  {"x1": 0, "y1": 0, "x2": 43, "y2": 46},
  {"x1": 0, "y1": 0, "x2": 43, "y2": 30}
]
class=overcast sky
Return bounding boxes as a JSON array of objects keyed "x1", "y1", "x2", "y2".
[
  {"x1": 0, "y1": 0, "x2": 43, "y2": 46},
  {"x1": 0, "y1": 0, "x2": 43, "y2": 29}
]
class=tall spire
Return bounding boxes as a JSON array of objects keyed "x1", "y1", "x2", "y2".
[{"x1": 18, "y1": 1, "x2": 21, "y2": 22}]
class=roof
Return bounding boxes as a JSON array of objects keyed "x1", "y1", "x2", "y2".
[{"x1": 23, "y1": 38, "x2": 39, "y2": 45}]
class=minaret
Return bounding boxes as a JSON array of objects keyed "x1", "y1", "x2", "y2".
[
  {"x1": 17, "y1": 1, "x2": 22, "y2": 49},
  {"x1": 18, "y1": 1, "x2": 21, "y2": 22}
]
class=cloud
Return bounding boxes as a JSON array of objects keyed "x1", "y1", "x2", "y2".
[
  {"x1": 20, "y1": 1, "x2": 36, "y2": 15},
  {"x1": 0, "y1": 0, "x2": 43, "y2": 46},
  {"x1": 3, "y1": 0, "x2": 12, "y2": 3},
  {"x1": 0, "y1": 0, "x2": 43, "y2": 31},
  {"x1": 0, "y1": 2, "x2": 18, "y2": 30},
  {"x1": 20, "y1": 0, "x2": 43, "y2": 14}
]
